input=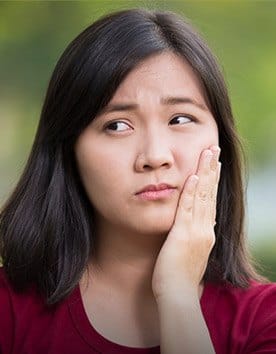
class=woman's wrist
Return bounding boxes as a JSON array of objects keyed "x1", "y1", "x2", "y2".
[
  {"x1": 154, "y1": 285, "x2": 200, "y2": 308},
  {"x1": 156, "y1": 288, "x2": 215, "y2": 354}
]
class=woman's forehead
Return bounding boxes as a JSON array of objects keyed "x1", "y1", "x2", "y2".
[{"x1": 109, "y1": 52, "x2": 209, "y2": 108}]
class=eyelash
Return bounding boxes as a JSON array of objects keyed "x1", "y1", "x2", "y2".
[{"x1": 104, "y1": 115, "x2": 197, "y2": 132}]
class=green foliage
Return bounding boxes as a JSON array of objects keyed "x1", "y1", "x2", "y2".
[
  {"x1": 1, "y1": 1, "x2": 275, "y2": 166},
  {"x1": 252, "y1": 240, "x2": 276, "y2": 282}
]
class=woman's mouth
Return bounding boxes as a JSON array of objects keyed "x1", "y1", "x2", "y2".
[{"x1": 135, "y1": 183, "x2": 177, "y2": 201}]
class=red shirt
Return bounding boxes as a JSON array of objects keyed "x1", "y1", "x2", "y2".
[{"x1": 1, "y1": 267, "x2": 276, "y2": 354}]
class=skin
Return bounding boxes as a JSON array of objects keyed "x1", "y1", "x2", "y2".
[{"x1": 75, "y1": 51, "x2": 220, "y2": 349}]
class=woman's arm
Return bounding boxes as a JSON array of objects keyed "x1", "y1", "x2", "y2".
[
  {"x1": 157, "y1": 290, "x2": 214, "y2": 354},
  {"x1": 152, "y1": 146, "x2": 220, "y2": 353}
]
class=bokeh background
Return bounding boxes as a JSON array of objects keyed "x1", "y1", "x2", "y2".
[{"x1": 0, "y1": 0, "x2": 275, "y2": 280}]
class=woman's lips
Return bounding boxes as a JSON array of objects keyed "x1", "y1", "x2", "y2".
[{"x1": 135, "y1": 187, "x2": 176, "y2": 201}]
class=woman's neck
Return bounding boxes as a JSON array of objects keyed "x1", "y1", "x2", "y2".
[
  {"x1": 81, "y1": 225, "x2": 204, "y2": 301},
  {"x1": 82, "y1": 223, "x2": 169, "y2": 298}
]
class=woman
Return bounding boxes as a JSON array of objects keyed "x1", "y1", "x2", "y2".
[{"x1": 0, "y1": 7, "x2": 275, "y2": 354}]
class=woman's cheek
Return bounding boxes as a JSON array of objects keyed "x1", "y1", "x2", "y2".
[
  {"x1": 177, "y1": 137, "x2": 203, "y2": 173},
  {"x1": 191, "y1": 129, "x2": 219, "y2": 168}
]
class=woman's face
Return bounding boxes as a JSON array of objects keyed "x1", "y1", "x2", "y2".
[{"x1": 75, "y1": 52, "x2": 219, "y2": 236}]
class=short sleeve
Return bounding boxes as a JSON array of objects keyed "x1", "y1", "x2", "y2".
[
  {"x1": 244, "y1": 283, "x2": 276, "y2": 353},
  {"x1": 0, "y1": 268, "x2": 14, "y2": 354}
]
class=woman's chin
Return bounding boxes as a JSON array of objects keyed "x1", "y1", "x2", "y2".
[{"x1": 134, "y1": 212, "x2": 176, "y2": 235}]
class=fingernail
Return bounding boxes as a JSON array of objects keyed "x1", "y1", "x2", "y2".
[
  {"x1": 190, "y1": 174, "x2": 199, "y2": 183},
  {"x1": 211, "y1": 145, "x2": 220, "y2": 152},
  {"x1": 211, "y1": 146, "x2": 221, "y2": 158}
]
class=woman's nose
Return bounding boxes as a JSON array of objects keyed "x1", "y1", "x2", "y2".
[{"x1": 134, "y1": 132, "x2": 174, "y2": 172}]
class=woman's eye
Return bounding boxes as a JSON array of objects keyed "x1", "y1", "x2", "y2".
[
  {"x1": 104, "y1": 121, "x2": 130, "y2": 132},
  {"x1": 169, "y1": 115, "x2": 194, "y2": 125}
]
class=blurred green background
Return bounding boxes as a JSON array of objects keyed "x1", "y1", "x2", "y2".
[{"x1": 0, "y1": 0, "x2": 275, "y2": 281}]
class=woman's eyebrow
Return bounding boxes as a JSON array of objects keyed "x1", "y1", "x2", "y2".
[{"x1": 101, "y1": 96, "x2": 208, "y2": 114}]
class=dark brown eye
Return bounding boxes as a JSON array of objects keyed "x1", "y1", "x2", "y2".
[
  {"x1": 170, "y1": 115, "x2": 194, "y2": 125},
  {"x1": 105, "y1": 121, "x2": 130, "y2": 132}
]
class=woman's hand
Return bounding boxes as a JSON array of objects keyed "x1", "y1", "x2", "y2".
[{"x1": 152, "y1": 145, "x2": 221, "y2": 301}]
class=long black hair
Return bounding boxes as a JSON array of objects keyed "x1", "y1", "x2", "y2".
[{"x1": 0, "y1": 8, "x2": 267, "y2": 305}]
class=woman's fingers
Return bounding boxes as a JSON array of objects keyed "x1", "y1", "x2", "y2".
[
  {"x1": 172, "y1": 146, "x2": 221, "y2": 234},
  {"x1": 209, "y1": 147, "x2": 221, "y2": 226},
  {"x1": 193, "y1": 147, "x2": 220, "y2": 229},
  {"x1": 177, "y1": 174, "x2": 199, "y2": 226},
  {"x1": 212, "y1": 161, "x2": 221, "y2": 226}
]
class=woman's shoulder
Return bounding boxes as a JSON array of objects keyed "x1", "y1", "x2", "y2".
[
  {"x1": 206, "y1": 277, "x2": 276, "y2": 297},
  {"x1": 218, "y1": 278, "x2": 276, "y2": 302},
  {"x1": 0, "y1": 266, "x2": 16, "y2": 308},
  {"x1": 0, "y1": 266, "x2": 70, "y2": 317},
  {"x1": 203, "y1": 279, "x2": 276, "y2": 353},
  {"x1": 0, "y1": 266, "x2": 78, "y2": 353},
  {"x1": 0, "y1": 266, "x2": 50, "y2": 336},
  {"x1": 0, "y1": 266, "x2": 44, "y2": 306},
  {"x1": 206, "y1": 278, "x2": 276, "y2": 316}
]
